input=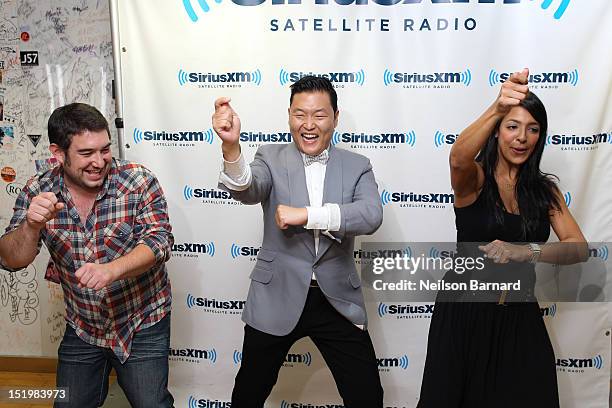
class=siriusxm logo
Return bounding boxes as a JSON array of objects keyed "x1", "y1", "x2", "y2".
[
  {"x1": 354, "y1": 247, "x2": 412, "y2": 260},
  {"x1": 133, "y1": 128, "x2": 214, "y2": 146},
  {"x1": 182, "y1": 0, "x2": 223, "y2": 22},
  {"x1": 589, "y1": 245, "x2": 609, "y2": 261},
  {"x1": 5, "y1": 182, "x2": 23, "y2": 198},
  {"x1": 540, "y1": 303, "x2": 557, "y2": 318},
  {"x1": 183, "y1": 0, "x2": 572, "y2": 24},
  {"x1": 545, "y1": 133, "x2": 612, "y2": 151},
  {"x1": 280, "y1": 401, "x2": 344, "y2": 408},
  {"x1": 169, "y1": 347, "x2": 217, "y2": 363},
  {"x1": 183, "y1": 185, "x2": 241, "y2": 206},
  {"x1": 279, "y1": 69, "x2": 365, "y2": 86},
  {"x1": 563, "y1": 191, "x2": 572, "y2": 208},
  {"x1": 488, "y1": 69, "x2": 579, "y2": 87},
  {"x1": 232, "y1": 350, "x2": 243, "y2": 365},
  {"x1": 378, "y1": 302, "x2": 434, "y2": 319},
  {"x1": 172, "y1": 242, "x2": 215, "y2": 258},
  {"x1": 433, "y1": 131, "x2": 458, "y2": 147},
  {"x1": 187, "y1": 395, "x2": 231, "y2": 408},
  {"x1": 377, "y1": 354, "x2": 409, "y2": 371},
  {"x1": 240, "y1": 131, "x2": 292, "y2": 144},
  {"x1": 381, "y1": 190, "x2": 454, "y2": 208},
  {"x1": 384, "y1": 68, "x2": 471, "y2": 87},
  {"x1": 186, "y1": 294, "x2": 246, "y2": 314},
  {"x1": 331, "y1": 131, "x2": 415, "y2": 148},
  {"x1": 353, "y1": 247, "x2": 411, "y2": 266},
  {"x1": 230, "y1": 244, "x2": 260, "y2": 259},
  {"x1": 428, "y1": 247, "x2": 455, "y2": 259},
  {"x1": 557, "y1": 355, "x2": 603, "y2": 371},
  {"x1": 232, "y1": 349, "x2": 313, "y2": 367},
  {"x1": 283, "y1": 352, "x2": 313, "y2": 367},
  {"x1": 178, "y1": 68, "x2": 262, "y2": 87}
]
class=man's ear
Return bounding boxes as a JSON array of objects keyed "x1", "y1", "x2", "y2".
[{"x1": 49, "y1": 144, "x2": 66, "y2": 165}]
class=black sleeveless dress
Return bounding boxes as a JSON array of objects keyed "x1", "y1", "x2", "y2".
[{"x1": 417, "y1": 189, "x2": 560, "y2": 408}]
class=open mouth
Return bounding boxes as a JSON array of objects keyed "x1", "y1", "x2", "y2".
[
  {"x1": 302, "y1": 133, "x2": 319, "y2": 143},
  {"x1": 84, "y1": 168, "x2": 104, "y2": 178},
  {"x1": 511, "y1": 147, "x2": 528, "y2": 155}
]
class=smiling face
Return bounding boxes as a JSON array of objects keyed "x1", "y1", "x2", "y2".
[
  {"x1": 288, "y1": 91, "x2": 339, "y2": 156},
  {"x1": 496, "y1": 106, "x2": 541, "y2": 168},
  {"x1": 52, "y1": 129, "x2": 112, "y2": 194}
]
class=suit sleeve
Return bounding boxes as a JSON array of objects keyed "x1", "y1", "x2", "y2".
[
  {"x1": 218, "y1": 146, "x2": 273, "y2": 205},
  {"x1": 331, "y1": 160, "x2": 383, "y2": 240}
]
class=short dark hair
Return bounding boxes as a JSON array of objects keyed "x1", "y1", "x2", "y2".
[
  {"x1": 289, "y1": 75, "x2": 338, "y2": 113},
  {"x1": 48, "y1": 103, "x2": 110, "y2": 150}
]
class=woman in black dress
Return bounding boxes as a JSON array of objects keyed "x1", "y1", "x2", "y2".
[{"x1": 417, "y1": 68, "x2": 588, "y2": 407}]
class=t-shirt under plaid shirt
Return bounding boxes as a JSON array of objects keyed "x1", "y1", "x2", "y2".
[{"x1": 1, "y1": 158, "x2": 174, "y2": 363}]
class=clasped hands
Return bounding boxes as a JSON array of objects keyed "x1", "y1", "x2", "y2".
[{"x1": 478, "y1": 240, "x2": 532, "y2": 264}]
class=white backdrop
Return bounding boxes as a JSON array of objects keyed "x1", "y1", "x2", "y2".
[{"x1": 116, "y1": 1, "x2": 612, "y2": 406}]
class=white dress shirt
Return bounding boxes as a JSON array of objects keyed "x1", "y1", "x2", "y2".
[{"x1": 218, "y1": 149, "x2": 341, "y2": 264}]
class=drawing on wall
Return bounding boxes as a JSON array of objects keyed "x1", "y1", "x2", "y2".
[{"x1": 0, "y1": 264, "x2": 39, "y2": 325}]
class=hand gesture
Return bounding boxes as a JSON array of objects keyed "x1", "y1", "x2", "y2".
[
  {"x1": 26, "y1": 192, "x2": 64, "y2": 231},
  {"x1": 212, "y1": 97, "x2": 241, "y2": 146},
  {"x1": 275, "y1": 205, "x2": 308, "y2": 230},
  {"x1": 478, "y1": 239, "x2": 531, "y2": 264},
  {"x1": 494, "y1": 68, "x2": 530, "y2": 116},
  {"x1": 75, "y1": 263, "x2": 117, "y2": 290}
]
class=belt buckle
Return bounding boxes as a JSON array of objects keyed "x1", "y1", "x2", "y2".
[{"x1": 497, "y1": 290, "x2": 508, "y2": 306}]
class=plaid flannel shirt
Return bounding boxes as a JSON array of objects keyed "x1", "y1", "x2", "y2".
[{"x1": 1, "y1": 158, "x2": 174, "y2": 363}]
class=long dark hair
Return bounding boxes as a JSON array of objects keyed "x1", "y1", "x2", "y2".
[{"x1": 475, "y1": 91, "x2": 561, "y2": 239}]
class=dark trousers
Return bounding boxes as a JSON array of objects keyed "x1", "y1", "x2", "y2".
[{"x1": 231, "y1": 287, "x2": 383, "y2": 408}]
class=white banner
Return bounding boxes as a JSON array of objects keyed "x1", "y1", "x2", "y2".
[{"x1": 116, "y1": 1, "x2": 612, "y2": 406}]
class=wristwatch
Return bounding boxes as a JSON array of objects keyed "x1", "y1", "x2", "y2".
[{"x1": 528, "y1": 243, "x2": 541, "y2": 263}]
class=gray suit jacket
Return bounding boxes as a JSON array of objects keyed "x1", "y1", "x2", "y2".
[{"x1": 220, "y1": 143, "x2": 383, "y2": 336}]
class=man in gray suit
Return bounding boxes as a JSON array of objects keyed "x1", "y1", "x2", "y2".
[{"x1": 213, "y1": 76, "x2": 384, "y2": 407}]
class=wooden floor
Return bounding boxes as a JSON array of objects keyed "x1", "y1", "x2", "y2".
[
  {"x1": 0, "y1": 372, "x2": 56, "y2": 408},
  {"x1": 0, "y1": 372, "x2": 58, "y2": 408},
  {"x1": 0, "y1": 372, "x2": 125, "y2": 408},
  {"x1": 2, "y1": 370, "x2": 611, "y2": 407}
]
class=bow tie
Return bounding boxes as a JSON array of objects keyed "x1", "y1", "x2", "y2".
[{"x1": 303, "y1": 150, "x2": 329, "y2": 166}]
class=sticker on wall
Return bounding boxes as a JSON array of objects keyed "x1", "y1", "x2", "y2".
[
  {"x1": 0, "y1": 125, "x2": 14, "y2": 148},
  {"x1": 20, "y1": 51, "x2": 38, "y2": 67},
  {"x1": 27, "y1": 134, "x2": 42, "y2": 147},
  {"x1": 1, "y1": 166, "x2": 16, "y2": 182}
]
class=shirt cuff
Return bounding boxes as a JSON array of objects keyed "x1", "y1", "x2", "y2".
[
  {"x1": 305, "y1": 204, "x2": 341, "y2": 235},
  {"x1": 219, "y1": 152, "x2": 251, "y2": 191},
  {"x1": 325, "y1": 203, "x2": 341, "y2": 232},
  {"x1": 305, "y1": 206, "x2": 329, "y2": 230},
  {"x1": 137, "y1": 236, "x2": 169, "y2": 264}
]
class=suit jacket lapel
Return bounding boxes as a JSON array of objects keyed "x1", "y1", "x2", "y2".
[
  {"x1": 315, "y1": 145, "x2": 342, "y2": 263},
  {"x1": 286, "y1": 144, "x2": 316, "y2": 257}
]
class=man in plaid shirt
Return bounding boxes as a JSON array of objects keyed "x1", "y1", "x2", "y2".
[{"x1": 0, "y1": 103, "x2": 174, "y2": 407}]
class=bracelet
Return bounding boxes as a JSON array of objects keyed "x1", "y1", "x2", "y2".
[{"x1": 528, "y1": 243, "x2": 541, "y2": 263}]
